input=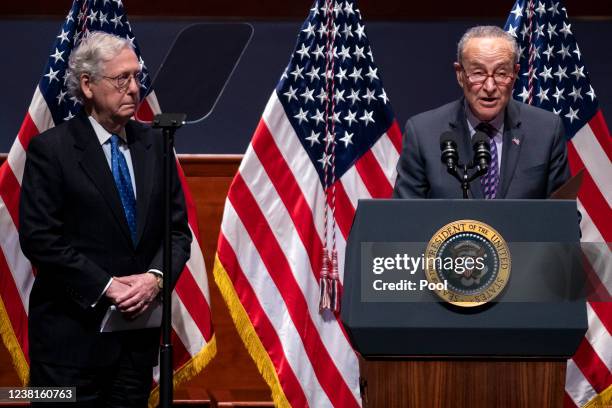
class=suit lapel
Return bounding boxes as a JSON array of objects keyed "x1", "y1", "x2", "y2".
[
  {"x1": 72, "y1": 113, "x2": 134, "y2": 246},
  {"x1": 449, "y1": 99, "x2": 483, "y2": 199},
  {"x1": 126, "y1": 122, "x2": 154, "y2": 246},
  {"x1": 498, "y1": 100, "x2": 524, "y2": 198}
]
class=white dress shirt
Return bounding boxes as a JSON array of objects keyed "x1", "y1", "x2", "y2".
[
  {"x1": 88, "y1": 116, "x2": 137, "y2": 197},
  {"x1": 87, "y1": 117, "x2": 162, "y2": 305}
]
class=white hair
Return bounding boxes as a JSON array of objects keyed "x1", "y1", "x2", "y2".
[
  {"x1": 457, "y1": 25, "x2": 520, "y2": 65},
  {"x1": 65, "y1": 31, "x2": 133, "y2": 102}
]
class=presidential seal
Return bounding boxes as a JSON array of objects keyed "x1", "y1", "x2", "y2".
[{"x1": 424, "y1": 220, "x2": 511, "y2": 307}]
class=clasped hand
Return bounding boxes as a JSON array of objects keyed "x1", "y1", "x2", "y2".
[{"x1": 105, "y1": 273, "x2": 159, "y2": 319}]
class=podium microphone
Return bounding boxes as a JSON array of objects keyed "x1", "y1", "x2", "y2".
[
  {"x1": 440, "y1": 131, "x2": 459, "y2": 171},
  {"x1": 472, "y1": 131, "x2": 492, "y2": 173}
]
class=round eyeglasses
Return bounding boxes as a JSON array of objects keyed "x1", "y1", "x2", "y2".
[
  {"x1": 102, "y1": 71, "x2": 143, "y2": 91},
  {"x1": 461, "y1": 66, "x2": 514, "y2": 86}
]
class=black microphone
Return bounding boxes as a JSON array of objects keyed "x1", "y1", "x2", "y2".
[
  {"x1": 472, "y1": 131, "x2": 491, "y2": 172},
  {"x1": 440, "y1": 131, "x2": 459, "y2": 171}
]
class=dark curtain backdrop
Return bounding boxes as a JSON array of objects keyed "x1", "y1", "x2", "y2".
[{"x1": 1, "y1": 18, "x2": 610, "y2": 153}]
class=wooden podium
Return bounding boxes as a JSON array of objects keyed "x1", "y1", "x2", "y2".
[
  {"x1": 342, "y1": 200, "x2": 587, "y2": 408},
  {"x1": 359, "y1": 358, "x2": 566, "y2": 408}
]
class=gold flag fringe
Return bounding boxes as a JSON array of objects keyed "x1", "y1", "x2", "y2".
[
  {"x1": 583, "y1": 384, "x2": 612, "y2": 408},
  {"x1": 213, "y1": 253, "x2": 291, "y2": 408},
  {"x1": 0, "y1": 296, "x2": 29, "y2": 385}
]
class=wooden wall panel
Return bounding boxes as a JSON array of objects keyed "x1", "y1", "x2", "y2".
[
  {"x1": 0, "y1": 154, "x2": 273, "y2": 400},
  {"x1": 1, "y1": 0, "x2": 610, "y2": 19}
]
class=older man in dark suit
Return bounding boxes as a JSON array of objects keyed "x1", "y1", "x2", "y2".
[
  {"x1": 19, "y1": 32, "x2": 191, "y2": 407},
  {"x1": 393, "y1": 26, "x2": 570, "y2": 199}
]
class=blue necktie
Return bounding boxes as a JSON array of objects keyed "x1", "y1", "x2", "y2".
[
  {"x1": 110, "y1": 134, "x2": 137, "y2": 242},
  {"x1": 477, "y1": 123, "x2": 499, "y2": 199}
]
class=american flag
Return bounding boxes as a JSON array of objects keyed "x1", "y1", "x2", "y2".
[
  {"x1": 212, "y1": 0, "x2": 401, "y2": 406},
  {"x1": 0, "y1": 1, "x2": 216, "y2": 405},
  {"x1": 505, "y1": 1, "x2": 612, "y2": 406}
]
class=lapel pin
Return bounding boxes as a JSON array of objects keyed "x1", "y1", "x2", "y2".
[{"x1": 512, "y1": 137, "x2": 520, "y2": 146}]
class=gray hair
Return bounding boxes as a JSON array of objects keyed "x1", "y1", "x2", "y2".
[
  {"x1": 65, "y1": 31, "x2": 133, "y2": 102},
  {"x1": 457, "y1": 25, "x2": 520, "y2": 65}
]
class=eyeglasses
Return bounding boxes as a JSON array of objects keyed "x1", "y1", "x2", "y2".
[
  {"x1": 102, "y1": 71, "x2": 143, "y2": 91},
  {"x1": 461, "y1": 65, "x2": 514, "y2": 86}
]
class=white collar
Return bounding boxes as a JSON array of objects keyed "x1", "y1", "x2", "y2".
[{"x1": 88, "y1": 116, "x2": 127, "y2": 145}]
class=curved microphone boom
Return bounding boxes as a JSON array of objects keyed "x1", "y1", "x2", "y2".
[
  {"x1": 440, "y1": 131, "x2": 460, "y2": 172},
  {"x1": 472, "y1": 131, "x2": 491, "y2": 173}
]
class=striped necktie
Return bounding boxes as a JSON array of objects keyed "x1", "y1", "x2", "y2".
[
  {"x1": 476, "y1": 123, "x2": 499, "y2": 199},
  {"x1": 110, "y1": 134, "x2": 137, "y2": 242}
]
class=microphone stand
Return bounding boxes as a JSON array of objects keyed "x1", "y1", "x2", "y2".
[
  {"x1": 446, "y1": 162, "x2": 487, "y2": 199},
  {"x1": 152, "y1": 112, "x2": 186, "y2": 408}
]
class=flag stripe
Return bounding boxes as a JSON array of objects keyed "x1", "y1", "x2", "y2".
[
  {"x1": 566, "y1": 357, "x2": 598, "y2": 407},
  {"x1": 220, "y1": 202, "x2": 330, "y2": 407},
  {"x1": 174, "y1": 268, "x2": 213, "y2": 342},
  {"x1": 261, "y1": 93, "x2": 354, "y2": 244},
  {"x1": 261, "y1": 92, "x2": 378, "y2": 255},
  {"x1": 576, "y1": 201, "x2": 611, "y2": 300},
  {"x1": 135, "y1": 98, "x2": 155, "y2": 125},
  {"x1": 9, "y1": 130, "x2": 30, "y2": 186},
  {"x1": 0, "y1": 203, "x2": 33, "y2": 311},
  {"x1": 249, "y1": 121, "x2": 351, "y2": 289},
  {"x1": 184, "y1": 226, "x2": 212, "y2": 310},
  {"x1": 329, "y1": 180, "x2": 356, "y2": 240},
  {"x1": 576, "y1": 200, "x2": 606, "y2": 246},
  {"x1": 588, "y1": 111, "x2": 612, "y2": 162},
  {"x1": 571, "y1": 125, "x2": 612, "y2": 206},
  {"x1": 171, "y1": 292, "x2": 206, "y2": 357},
  {"x1": 354, "y1": 150, "x2": 392, "y2": 198},
  {"x1": 564, "y1": 391, "x2": 579, "y2": 408},
  {"x1": 227, "y1": 174, "x2": 360, "y2": 408},
  {"x1": 386, "y1": 120, "x2": 403, "y2": 153},
  {"x1": 567, "y1": 143, "x2": 612, "y2": 242},
  {"x1": 240, "y1": 142, "x2": 360, "y2": 397},
  {"x1": 582, "y1": 252, "x2": 611, "y2": 304},
  {"x1": 217, "y1": 232, "x2": 309, "y2": 407},
  {"x1": 585, "y1": 303, "x2": 612, "y2": 372},
  {"x1": 572, "y1": 337, "x2": 612, "y2": 394},
  {"x1": 251, "y1": 121, "x2": 324, "y2": 277},
  {"x1": 25, "y1": 88, "x2": 53, "y2": 149},
  {"x1": 339, "y1": 165, "x2": 372, "y2": 210},
  {"x1": 263, "y1": 92, "x2": 326, "y2": 225},
  {"x1": 0, "y1": 166, "x2": 21, "y2": 229},
  {"x1": 15, "y1": 113, "x2": 40, "y2": 165},
  {"x1": 590, "y1": 302, "x2": 612, "y2": 335},
  {"x1": 370, "y1": 132, "x2": 400, "y2": 187}
]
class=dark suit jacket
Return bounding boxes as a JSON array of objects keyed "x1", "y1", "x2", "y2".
[
  {"x1": 393, "y1": 98, "x2": 570, "y2": 199},
  {"x1": 19, "y1": 112, "x2": 192, "y2": 368}
]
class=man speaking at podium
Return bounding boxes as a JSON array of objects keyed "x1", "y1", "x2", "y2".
[
  {"x1": 393, "y1": 26, "x2": 570, "y2": 199},
  {"x1": 19, "y1": 32, "x2": 191, "y2": 407}
]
